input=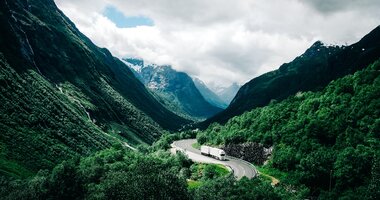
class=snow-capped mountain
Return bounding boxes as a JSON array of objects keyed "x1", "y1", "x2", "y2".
[
  {"x1": 210, "y1": 82, "x2": 241, "y2": 105},
  {"x1": 123, "y1": 58, "x2": 223, "y2": 120},
  {"x1": 193, "y1": 78, "x2": 228, "y2": 109}
]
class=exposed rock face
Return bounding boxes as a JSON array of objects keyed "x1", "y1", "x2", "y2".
[
  {"x1": 123, "y1": 58, "x2": 223, "y2": 119},
  {"x1": 223, "y1": 143, "x2": 271, "y2": 165}
]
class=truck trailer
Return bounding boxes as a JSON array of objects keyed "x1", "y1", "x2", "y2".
[{"x1": 200, "y1": 145, "x2": 226, "y2": 160}]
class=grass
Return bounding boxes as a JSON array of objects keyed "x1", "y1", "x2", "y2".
[
  {"x1": 256, "y1": 165, "x2": 287, "y2": 186},
  {"x1": 213, "y1": 164, "x2": 230, "y2": 176},
  {"x1": 191, "y1": 142, "x2": 201, "y2": 150},
  {"x1": 193, "y1": 163, "x2": 230, "y2": 178},
  {"x1": 188, "y1": 163, "x2": 230, "y2": 189},
  {"x1": 109, "y1": 123, "x2": 147, "y2": 146},
  {"x1": 0, "y1": 158, "x2": 34, "y2": 179},
  {"x1": 187, "y1": 179, "x2": 203, "y2": 189},
  {"x1": 257, "y1": 165, "x2": 287, "y2": 180}
]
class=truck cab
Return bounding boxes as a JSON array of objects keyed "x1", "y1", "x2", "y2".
[{"x1": 219, "y1": 150, "x2": 226, "y2": 161}]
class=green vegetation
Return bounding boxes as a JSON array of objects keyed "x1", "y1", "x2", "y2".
[
  {"x1": 0, "y1": 145, "x2": 297, "y2": 200},
  {"x1": 256, "y1": 164, "x2": 285, "y2": 186},
  {"x1": 190, "y1": 163, "x2": 230, "y2": 181},
  {"x1": 197, "y1": 60, "x2": 380, "y2": 199},
  {"x1": 0, "y1": 0, "x2": 379, "y2": 199},
  {"x1": 256, "y1": 165, "x2": 286, "y2": 182},
  {"x1": 190, "y1": 175, "x2": 309, "y2": 200},
  {"x1": 0, "y1": 0, "x2": 190, "y2": 176},
  {"x1": 210, "y1": 164, "x2": 229, "y2": 177},
  {"x1": 0, "y1": 57, "x2": 114, "y2": 172},
  {"x1": 191, "y1": 142, "x2": 201, "y2": 150},
  {"x1": 187, "y1": 179, "x2": 203, "y2": 190},
  {"x1": 187, "y1": 163, "x2": 230, "y2": 190},
  {"x1": 0, "y1": 146, "x2": 191, "y2": 200},
  {"x1": 203, "y1": 26, "x2": 380, "y2": 127},
  {"x1": 0, "y1": 158, "x2": 33, "y2": 179},
  {"x1": 135, "y1": 65, "x2": 223, "y2": 120}
]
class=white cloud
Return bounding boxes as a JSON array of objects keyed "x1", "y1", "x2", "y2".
[{"x1": 54, "y1": 0, "x2": 380, "y2": 87}]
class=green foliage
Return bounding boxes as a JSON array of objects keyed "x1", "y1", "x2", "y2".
[
  {"x1": 192, "y1": 176, "x2": 292, "y2": 200},
  {"x1": 0, "y1": 158, "x2": 33, "y2": 179},
  {"x1": 334, "y1": 145, "x2": 372, "y2": 189},
  {"x1": 151, "y1": 130, "x2": 196, "y2": 151},
  {"x1": 197, "y1": 60, "x2": 380, "y2": 198},
  {"x1": 204, "y1": 26, "x2": 380, "y2": 127},
  {"x1": 191, "y1": 142, "x2": 201, "y2": 150},
  {"x1": 187, "y1": 179, "x2": 203, "y2": 190},
  {"x1": 202, "y1": 164, "x2": 229, "y2": 179},
  {"x1": 137, "y1": 65, "x2": 223, "y2": 120},
  {"x1": 190, "y1": 163, "x2": 230, "y2": 181},
  {"x1": 0, "y1": 147, "x2": 191, "y2": 200},
  {"x1": 255, "y1": 165, "x2": 287, "y2": 185},
  {"x1": 0, "y1": 0, "x2": 193, "y2": 176},
  {"x1": 0, "y1": 56, "x2": 114, "y2": 172}
]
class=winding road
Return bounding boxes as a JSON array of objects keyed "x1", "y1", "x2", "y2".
[{"x1": 171, "y1": 139, "x2": 257, "y2": 179}]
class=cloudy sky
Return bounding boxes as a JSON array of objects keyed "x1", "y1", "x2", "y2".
[{"x1": 54, "y1": 0, "x2": 380, "y2": 88}]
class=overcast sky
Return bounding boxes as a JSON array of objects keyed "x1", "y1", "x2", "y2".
[{"x1": 54, "y1": 0, "x2": 380, "y2": 88}]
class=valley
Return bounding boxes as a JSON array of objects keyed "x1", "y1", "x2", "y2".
[{"x1": 0, "y1": 0, "x2": 379, "y2": 199}]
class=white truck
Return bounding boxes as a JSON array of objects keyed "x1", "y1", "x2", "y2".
[{"x1": 200, "y1": 145, "x2": 226, "y2": 160}]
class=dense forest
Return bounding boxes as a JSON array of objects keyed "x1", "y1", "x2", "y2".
[
  {"x1": 197, "y1": 60, "x2": 380, "y2": 199},
  {"x1": 0, "y1": 143, "x2": 300, "y2": 200},
  {"x1": 1, "y1": 0, "x2": 379, "y2": 199}
]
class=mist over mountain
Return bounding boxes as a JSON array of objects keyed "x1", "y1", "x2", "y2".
[
  {"x1": 210, "y1": 82, "x2": 241, "y2": 105},
  {"x1": 193, "y1": 78, "x2": 228, "y2": 109},
  {"x1": 1, "y1": 0, "x2": 379, "y2": 199},
  {"x1": 123, "y1": 58, "x2": 223, "y2": 120}
]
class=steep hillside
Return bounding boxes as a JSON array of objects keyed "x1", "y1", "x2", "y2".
[
  {"x1": 211, "y1": 83, "x2": 240, "y2": 105},
  {"x1": 123, "y1": 59, "x2": 223, "y2": 119},
  {"x1": 197, "y1": 60, "x2": 380, "y2": 199},
  {"x1": 193, "y1": 78, "x2": 227, "y2": 109},
  {"x1": 202, "y1": 26, "x2": 380, "y2": 127},
  {"x1": 0, "y1": 0, "x2": 189, "y2": 174}
]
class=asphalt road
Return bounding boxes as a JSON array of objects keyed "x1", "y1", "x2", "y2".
[{"x1": 171, "y1": 139, "x2": 257, "y2": 179}]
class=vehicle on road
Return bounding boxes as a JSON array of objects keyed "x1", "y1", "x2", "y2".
[{"x1": 201, "y1": 145, "x2": 226, "y2": 160}]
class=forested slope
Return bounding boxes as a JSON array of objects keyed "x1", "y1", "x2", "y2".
[
  {"x1": 197, "y1": 60, "x2": 380, "y2": 199},
  {"x1": 0, "y1": 0, "x2": 189, "y2": 175}
]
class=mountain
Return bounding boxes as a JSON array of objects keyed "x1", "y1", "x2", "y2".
[
  {"x1": 196, "y1": 59, "x2": 380, "y2": 199},
  {"x1": 212, "y1": 82, "x2": 240, "y2": 104},
  {"x1": 123, "y1": 58, "x2": 223, "y2": 120},
  {"x1": 201, "y1": 26, "x2": 380, "y2": 127},
  {"x1": 193, "y1": 78, "x2": 228, "y2": 109},
  {"x1": 0, "y1": 0, "x2": 190, "y2": 174}
]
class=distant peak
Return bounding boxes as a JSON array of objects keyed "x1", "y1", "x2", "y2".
[
  {"x1": 193, "y1": 77, "x2": 205, "y2": 84},
  {"x1": 311, "y1": 40, "x2": 324, "y2": 48},
  {"x1": 123, "y1": 57, "x2": 144, "y2": 67},
  {"x1": 231, "y1": 82, "x2": 240, "y2": 87}
]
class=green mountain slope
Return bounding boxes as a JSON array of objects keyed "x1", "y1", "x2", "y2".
[
  {"x1": 197, "y1": 60, "x2": 380, "y2": 198},
  {"x1": 123, "y1": 60, "x2": 223, "y2": 120},
  {"x1": 140, "y1": 65, "x2": 222, "y2": 119},
  {"x1": 202, "y1": 26, "x2": 380, "y2": 127},
  {"x1": 193, "y1": 78, "x2": 228, "y2": 109},
  {"x1": 0, "y1": 0, "x2": 189, "y2": 175}
]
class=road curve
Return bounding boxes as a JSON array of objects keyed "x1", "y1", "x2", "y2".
[{"x1": 171, "y1": 139, "x2": 257, "y2": 179}]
